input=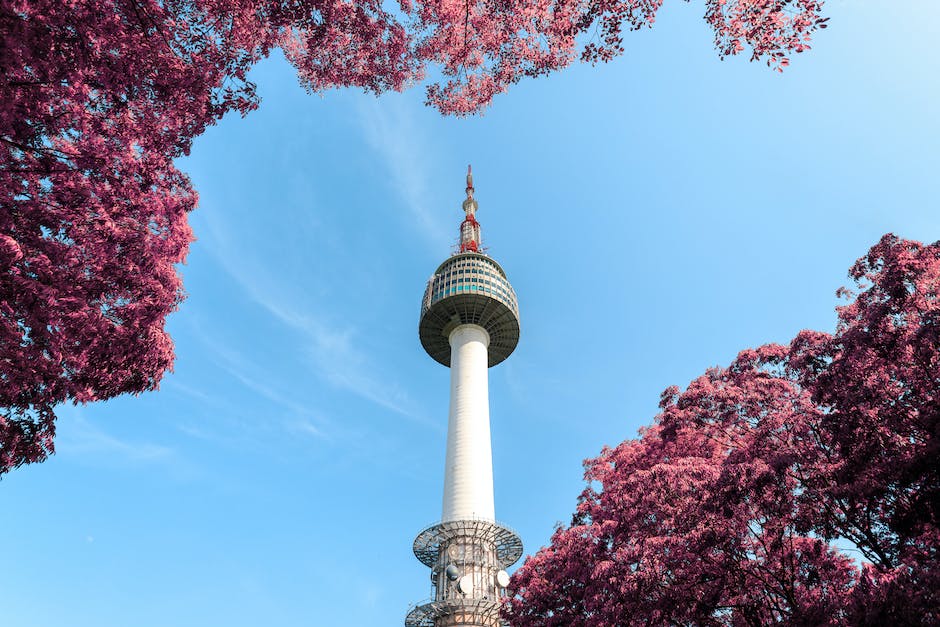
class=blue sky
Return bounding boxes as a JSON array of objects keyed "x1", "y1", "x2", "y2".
[{"x1": 2, "y1": 2, "x2": 938, "y2": 625}]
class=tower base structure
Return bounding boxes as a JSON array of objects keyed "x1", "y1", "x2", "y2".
[
  {"x1": 406, "y1": 598, "x2": 502, "y2": 627},
  {"x1": 407, "y1": 519, "x2": 523, "y2": 627}
]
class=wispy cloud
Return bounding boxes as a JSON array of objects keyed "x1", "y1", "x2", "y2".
[
  {"x1": 193, "y1": 210, "x2": 431, "y2": 429},
  {"x1": 165, "y1": 379, "x2": 228, "y2": 410},
  {"x1": 207, "y1": 340, "x2": 320, "y2": 420},
  {"x1": 289, "y1": 419, "x2": 325, "y2": 439},
  {"x1": 55, "y1": 410, "x2": 190, "y2": 475},
  {"x1": 356, "y1": 97, "x2": 449, "y2": 247},
  {"x1": 60, "y1": 417, "x2": 171, "y2": 463},
  {"x1": 195, "y1": 336, "x2": 336, "y2": 438}
]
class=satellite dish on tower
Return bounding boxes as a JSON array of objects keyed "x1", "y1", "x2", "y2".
[
  {"x1": 457, "y1": 574, "x2": 474, "y2": 596},
  {"x1": 496, "y1": 570, "x2": 510, "y2": 588}
]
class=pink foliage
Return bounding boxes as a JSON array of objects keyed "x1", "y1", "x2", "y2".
[
  {"x1": 704, "y1": 0, "x2": 827, "y2": 71},
  {"x1": 421, "y1": 0, "x2": 828, "y2": 114},
  {"x1": 504, "y1": 235, "x2": 940, "y2": 625},
  {"x1": 0, "y1": 0, "x2": 236, "y2": 472}
]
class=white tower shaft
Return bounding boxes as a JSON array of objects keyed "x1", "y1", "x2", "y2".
[{"x1": 442, "y1": 324, "x2": 495, "y2": 522}]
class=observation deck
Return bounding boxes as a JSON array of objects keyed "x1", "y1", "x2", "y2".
[{"x1": 419, "y1": 252, "x2": 520, "y2": 367}]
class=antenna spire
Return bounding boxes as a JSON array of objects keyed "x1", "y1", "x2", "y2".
[{"x1": 459, "y1": 165, "x2": 481, "y2": 253}]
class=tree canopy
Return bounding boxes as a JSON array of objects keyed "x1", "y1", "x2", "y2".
[{"x1": 503, "y1": 234, "x2": 940, "y2": 626}]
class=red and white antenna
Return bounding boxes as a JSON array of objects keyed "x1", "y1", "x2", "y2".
[{"x1": 459, "y1": 165, "x2": 481, "y2": 253}]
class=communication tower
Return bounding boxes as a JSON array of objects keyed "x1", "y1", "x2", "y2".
[{"x1": 406, "y1": 167, "x2": 523, "y2": 627}]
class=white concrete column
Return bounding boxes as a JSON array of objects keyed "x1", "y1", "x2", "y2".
[{"x1": 442, "y1": 324, "x2": 495, "y2": 522}]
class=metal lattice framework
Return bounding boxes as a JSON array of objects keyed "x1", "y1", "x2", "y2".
[
  {"x1": 405, "y1": 598, "x2": 507, "y2": 627},
  {"x1": 413, "y1": 519, "x2": 524, "y2": 569}
]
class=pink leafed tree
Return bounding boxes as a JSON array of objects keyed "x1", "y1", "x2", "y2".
[
  {"x1": 1, "y1": 0, "x2": 827, "y2": 475},
  {"x1": 503, "y1": 235, "x2": 940, "y2": 626}
]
